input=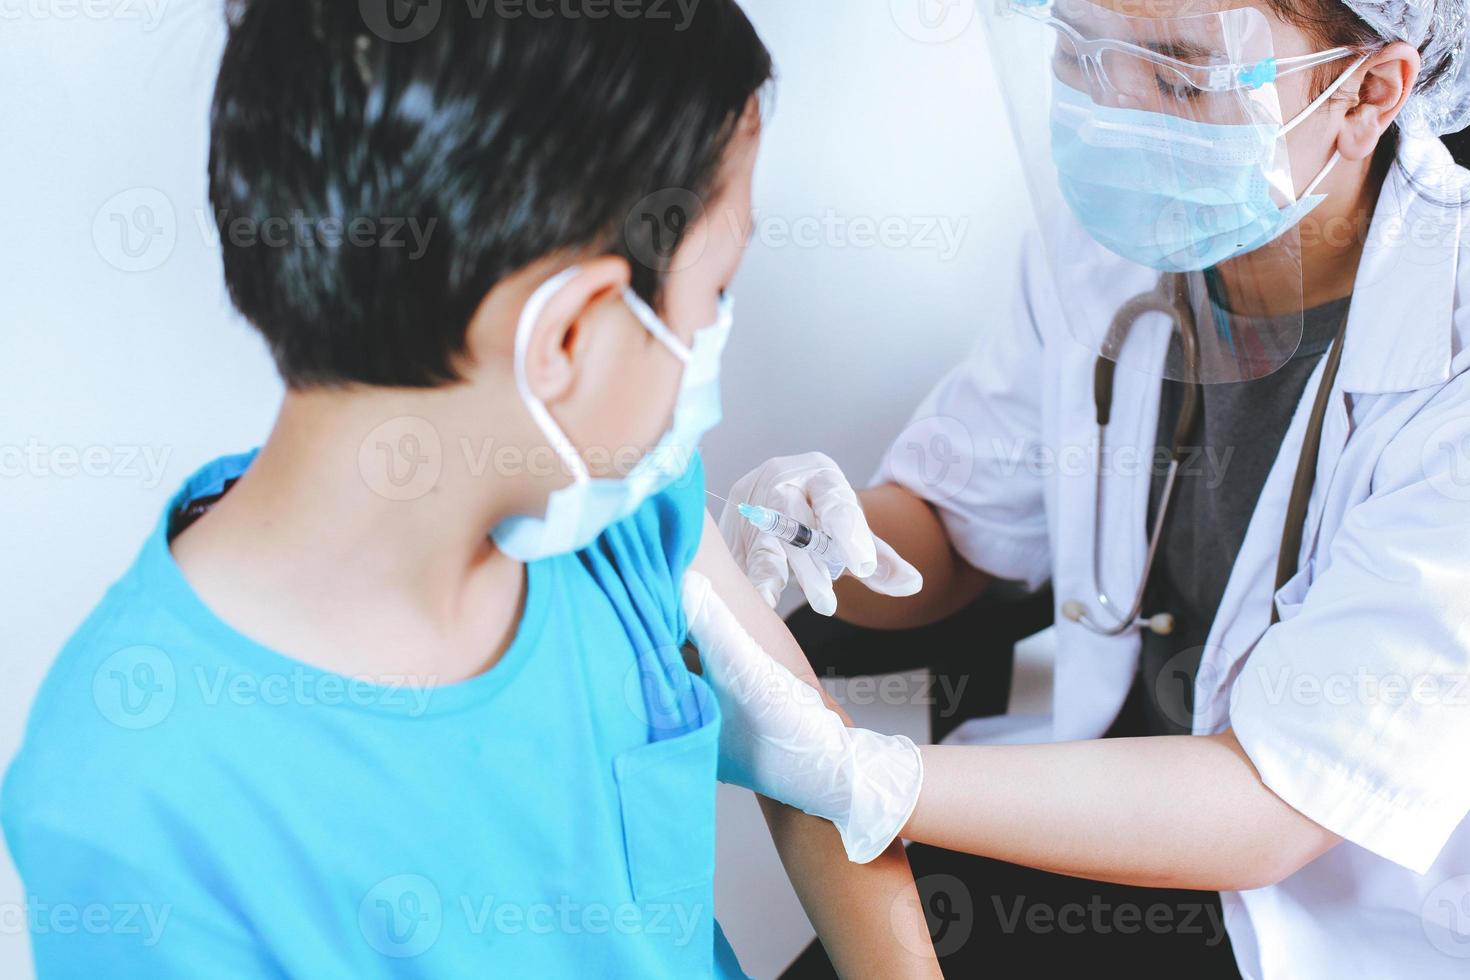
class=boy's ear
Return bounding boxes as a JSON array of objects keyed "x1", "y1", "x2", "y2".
[
  {"x1": 1339, "y1": 41, "x2": 1421, "y2": 162},
  {"x1": 517, "y1": 258, "x2": 633, "y2": 403}
]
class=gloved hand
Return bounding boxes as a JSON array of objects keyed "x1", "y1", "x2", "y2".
[
  {"x1": 718, "y1": 452, "x2": 923, "y2": 616},
  {"x1": 682, "y1": 571, "x2": 923, "y2": 864}
]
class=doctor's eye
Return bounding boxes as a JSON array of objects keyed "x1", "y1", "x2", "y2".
[
  {"x1": 1051, "y1": 43, "x2": 1086, "y2": 82},
  {"x1": 1153, "y1": 69, "x2": 1202, "y2": 104}
]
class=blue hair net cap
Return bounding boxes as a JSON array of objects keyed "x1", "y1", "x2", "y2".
[{"x1": 1342, "y1": 0, "x2": 1470, "y2": 136}]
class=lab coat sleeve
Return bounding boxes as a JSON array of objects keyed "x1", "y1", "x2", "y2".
[
  {"x1": 876, "y1": 234, "x2": 1052, "y2": 591},
  {"x1": 1230, "y1": 372, "x2": 1470, "y2": 875}
]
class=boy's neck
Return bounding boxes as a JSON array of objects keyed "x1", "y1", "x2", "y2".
[
  {"x1": 170, "y1": 388, "x2": 537, "y2": 683},
  {"x1": 246, "y1": 390, "x2": 520, "y2": 586}
]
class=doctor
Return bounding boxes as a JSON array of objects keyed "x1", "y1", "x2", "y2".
[{"x1": 696, "y1": 0, "x2": 1470, "y2": 976}]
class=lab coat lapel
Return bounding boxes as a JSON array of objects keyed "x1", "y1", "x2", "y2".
[
  {"x1": 1335, "y1": 137, "x2": 1461, "y2": 397},
  {"x1": 1193, "y1": 137, "x2": 1463, "y2": 734}
]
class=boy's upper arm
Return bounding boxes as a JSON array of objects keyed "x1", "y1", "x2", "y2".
[{"x1": 689, "y1": 516, "x2": 940, "y2": 980}]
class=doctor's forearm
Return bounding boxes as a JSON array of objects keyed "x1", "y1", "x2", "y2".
[
  {"x1": 834, "y1": 485, "x2": 993, "y2": 630},
  {"x1": 901, "y1": 732, "x2": 1341, "y2": 892}
]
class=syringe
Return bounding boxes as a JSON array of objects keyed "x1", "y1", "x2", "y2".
[{"x1": 736, "y1": 503, "x2": 848, "y2": 580}]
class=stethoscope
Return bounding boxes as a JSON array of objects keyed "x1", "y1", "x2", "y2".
[{"x1": 1061, "y1": 272, "x2": 1349, "y2": 636}]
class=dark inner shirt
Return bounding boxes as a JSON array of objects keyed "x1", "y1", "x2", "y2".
[{"x1": 1131, "y1": 296, "x2": 1351, "y2": 736}]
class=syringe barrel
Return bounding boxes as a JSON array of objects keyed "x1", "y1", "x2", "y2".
[
  {"x1": 784, "y1": 520, "x2": 848, "y2": 581},
  {"x1": 742, "y1": 506, "x2": 847, "y2": 580}
]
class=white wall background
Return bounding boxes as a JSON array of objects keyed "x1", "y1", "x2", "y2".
[{"x1": 0, "y1": 2, "x2": 1027, "y2": 976}]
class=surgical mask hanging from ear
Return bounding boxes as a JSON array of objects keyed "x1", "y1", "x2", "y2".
[
  {"x1": 492, "y1": 268, "x2": 734, "y2": 561},
  {"x1": 1050, "y1": 55, "x2": 1370, "y2": 273}
]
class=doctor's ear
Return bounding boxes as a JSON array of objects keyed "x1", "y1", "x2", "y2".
[
  {"x1": 1337, "y1": 42, "x2": 1421, "y2": 162},
  {"x1": 515, "y1": 258, "x2": 633, "y2": 404}
]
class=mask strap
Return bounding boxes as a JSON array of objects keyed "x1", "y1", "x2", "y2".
[
  {"x1": 513, "y1": 267, "x2": 591, "y2": 483},
  {"x1": 1280, "y1": 54, "x2": 1370, "y2": 137},
  {"x1": 622, "y1": 289, "x2": 694, "y2": 364},
  {"x1": 1302, "y1": 150, "x2": 1344, "y2": 198}
]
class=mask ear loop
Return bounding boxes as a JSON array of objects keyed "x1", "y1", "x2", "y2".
[
  {"x1": 513, "y1": 267, "x2": 592, "y2": 485},
  {"x1": 621, "y1": 289, "x2": 695, "y2": 364},
  {"x1": 1281, "y1": 54, "x2": 1371, "y2": 137},
  {"x1": 1279, "y1": 54, "x2": 1371, "y2": 199}
]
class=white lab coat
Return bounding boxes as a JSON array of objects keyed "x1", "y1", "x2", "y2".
[{"x1": 879, "y1": 135, "x2": 1470, "y2": 978}]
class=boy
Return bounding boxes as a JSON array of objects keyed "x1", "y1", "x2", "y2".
[{"x1": 2, "y1": 2, "x2": 933, "y2": 976}]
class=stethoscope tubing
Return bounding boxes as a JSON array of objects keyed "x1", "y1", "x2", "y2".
[{"x1": 1067, "y1": 272, "x2": 1349, "y2": 638}]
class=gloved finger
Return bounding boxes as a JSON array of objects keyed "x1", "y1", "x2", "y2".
[
  {"x1": 680, "y1": 571, "x2": 783, "y2": 704},
  {"x1": 681, "y1": 570, "x2": 717, "y2": 646},
  {"x1": 726, "y1": 466, "x2": 765, "y2": 505},
  {"x1": 785, "y1": 544, "x2": 839, "y2": 618},
  {"x1": 743, "y1": 533, "x2": 791, "y2": 609},
  {"x1": 753, "y1": 484, "x2": 823, "y2": 609},
  {"x1": 717, "y1": 492, "x2": 789, "y2": 606},
  {"x1": 856, "y1": 534, "x2": 925, "y2": 598},
  {"x1": 716, "y1": 466, "x2": 769, "y2": 562},
  {"x1": 800, "y1": 469, "x2": 879, "y2": 577},
  {"x1": 766, "y1": 481, "x2": 821, "y2": 528},
  {"x1": 752, "y1": 452, "x2": 833, "y2": 494},
  {"x1": 682, "y1": 571, "x2": 747, "y2": 676}
]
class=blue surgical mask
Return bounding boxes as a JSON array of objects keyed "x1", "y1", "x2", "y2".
[
  {"x1": 493, "y1": 268, "x2": 733, "y2": 561},
  {"x1": 1049, "y1": 57, "x2": 1366, "y2": 273}
]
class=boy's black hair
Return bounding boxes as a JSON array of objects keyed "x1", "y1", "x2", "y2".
[{"x1": 211, "y1": 0, "x2": 772, "y2": 389}]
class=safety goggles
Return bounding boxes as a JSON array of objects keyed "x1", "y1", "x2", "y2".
[{"x1": 1006, "y1": 0, "x2": 1357, "y2": 97}]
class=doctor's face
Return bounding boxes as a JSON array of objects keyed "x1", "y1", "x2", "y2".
[{"x1": 1047, "y1": 0, "x2": 1394, "y2": 209}]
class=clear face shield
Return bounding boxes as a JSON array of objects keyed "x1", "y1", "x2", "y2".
[{"x1": 984, "y1": 0, "x2": 1363, "y2": 384}]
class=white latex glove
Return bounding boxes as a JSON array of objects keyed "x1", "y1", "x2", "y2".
[
  {"x1": 718, "y1": 452, "x2": 923, "y2": 616},
  {"x1": 682, "y1": 571, "x2": 923, "y2": 864}
]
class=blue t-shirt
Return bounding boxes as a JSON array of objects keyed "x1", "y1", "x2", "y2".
[{"x1": 2, "y1": 451, "x2": 748, "y2": 979}]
